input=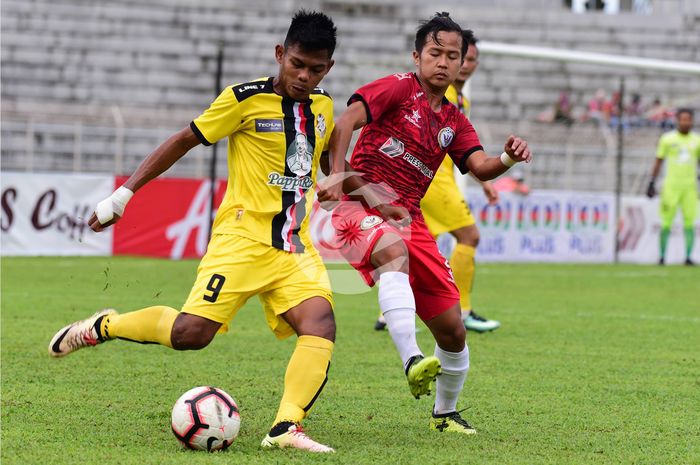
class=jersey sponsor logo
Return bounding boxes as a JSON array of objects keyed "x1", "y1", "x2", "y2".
[
  {"x1": 233, "y1": 80, "x2": 272, "y2": 101},
  {"x1": 393, "y1": 72, "x2": 412, "y2": 80},
  {"x1": 404, "y1": 109, "x2": 422, "y2": 128},
  {"x1": 267, "y1": 172, "x2": 314, "y2": 191},
  {"x1": 312, "y1": 87, "x2": 330, "y2": 97},
  {"x1": 437, "y1": 127, "x2": 455, "y2": 149},
  {"x1": 413, "y1": 91, "x2": 424, "y2": 101},
  {"x1": 237, "y1": 84, "x2": 262, "y2": 93},
  {"x1": 255, "y1": 119, "x2": 283, "y2": 133},
  {"x1": 379, "y1": 137, "x2": 405, "y2": 158},
  {"x1": 403, "y1": 152, "x2": 434, "y2": 179},
  {"x1": 317, "y1": 114, "x2": 327, "y2": 139},
  {"x1": 360, "y1": 215, "x2": 384, "y2": 230},
  {"x1": 287, "y1": 133, "x2": 313, "y2": 176}
]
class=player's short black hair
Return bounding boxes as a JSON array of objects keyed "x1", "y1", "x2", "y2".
[
  {"x1": 677, "y1": 108, "x2": 694, "y2": 118},
  {"x1": 284, "y1": 10, "x2": 337, "y2": 58},
  {"x1": 462, "y1": 29, "x2": 479, "y2": 58},
  {"x1": 415, "y1": 12, "x2": 467, "y2": 57}
]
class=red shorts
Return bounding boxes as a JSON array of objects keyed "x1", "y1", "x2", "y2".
[{"x1": 331, "y1": 200, "x2": 460, "y2": 321}]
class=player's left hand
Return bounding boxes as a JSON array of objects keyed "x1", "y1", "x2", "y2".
[
  {"x1": 376, "y1": 203, "x2": 412, "y2": 229},
  {"x1": 504, "y1": 135, "x2": 532, "y2": 163},
  {"x1": 316, "y1": 174, "x2": 345, "y2": 211},
  {"x1": 482, "y1": 181, "x2": 499, "y2": 205}
]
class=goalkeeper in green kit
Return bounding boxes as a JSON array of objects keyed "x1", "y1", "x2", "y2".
[{"x1": 647, "y1": 108, "x2": 700, "y2": 265}]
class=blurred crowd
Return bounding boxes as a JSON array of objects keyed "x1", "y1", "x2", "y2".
[{"x1": 538, "y1": 89, "x2": 677, "y2": 130}]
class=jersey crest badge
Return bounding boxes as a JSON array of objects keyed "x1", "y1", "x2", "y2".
[
  {"x1": 360, "y1": 215, "x2": 384, "y2": 230},
  {"x1": 317, "y1": 114, "x2": 327, "y2": 139},
  {"x1": 287, "y1": 133, "x2": 313, "y2": 176},
  {"x1": 438, "y1": 127, "x2": 455, "y2": 149}
]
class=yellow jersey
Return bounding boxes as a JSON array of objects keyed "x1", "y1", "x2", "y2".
[
  {"x1": 191, "y1": 77, "x2": 335, "y2": 253},
  {"x1": 437, "y1": 84, "x2": 471, "y2": 176}
]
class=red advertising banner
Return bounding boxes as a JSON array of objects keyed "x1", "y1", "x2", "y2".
[{"x1": 113, "y1": 177, "x2": 226, "y2": 259}]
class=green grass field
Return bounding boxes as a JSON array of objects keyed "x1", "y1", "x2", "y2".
[{"x1": 2, "y1": 257, "x2": 699, "y2": 464}]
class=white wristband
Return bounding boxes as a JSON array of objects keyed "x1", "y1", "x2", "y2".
[
  {"x1": 500, "y1": 152, "x2": 517, "y2": 167},
  {"x1": 95, "y1": 186, "x2": 134, "y2": 224}
]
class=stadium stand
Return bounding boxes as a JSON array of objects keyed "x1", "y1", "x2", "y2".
[{"x1": 2, "y1": 0, "x2": 699, "y2": 192}]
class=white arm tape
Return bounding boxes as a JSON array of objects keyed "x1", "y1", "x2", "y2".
[
  {"x1": 500, "y1": 152, "x2": 517, "y2": 168},
  {"x1": 95, "y1": 186, "x2": 134, "y2": 224}
]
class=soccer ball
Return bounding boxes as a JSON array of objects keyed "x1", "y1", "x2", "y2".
[{"x1": 171, "y1": 386, "x2": 241, "y2": 451}]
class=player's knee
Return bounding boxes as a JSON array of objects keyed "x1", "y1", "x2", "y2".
[
  {"x1": 436, "y1": 325, "x2": 466, "y2": 352},
  {"x1": 371, "y1": 235, "x2": 409, "y2": 272},
  {"x1": 296, "y1": 309, "x2": 336, "y2": 341},
  {"x1": 453, "y1": 226, "x2": 479, "y2": 247},
  {"x1": 468, "y1": 229, "x2": 480, "y2": 247},
  {"x1": 170, "y1": 315, "x2": 218, "y2": 350}
]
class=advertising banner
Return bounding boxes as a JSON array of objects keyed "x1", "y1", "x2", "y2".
[
  {"x1": 112, "y1": 176, "x2": 226, "y2": 259},
  {"x1": 3, "y1": 172, "x2": 696, "y2": 265},
  {"x1": 618, "y1": 195, "x2": 700, "y2": 264},
  {"x1": 1, "y1": 172, "x2": 113, "y2": 256},
  {"x1": 464, "y1": 189, "x2": 616, "y2": 263}
]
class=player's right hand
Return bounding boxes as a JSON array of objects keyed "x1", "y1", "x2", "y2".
[
  {"x1": 316, "y1": 173, "x2": 345, "y2": 211},
  {"x1": 376, "y1": 203, "x2": 412, "y2": 229},
  {"x1": 646, "y1": 180, "x2": 656, "y2": 198},
  {"x1": 504, "y1": 135, "x2": 532, "y2": 163},
  {"x1": 88, "y1": 186, "x2": 133, "y2": 232},
  {"x1": 88, "y1": 212, "x2": 121, "y2": 232}
]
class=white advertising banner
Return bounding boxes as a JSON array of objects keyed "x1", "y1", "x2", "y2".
[
  {"x1": 618, "y1": 195, "x2": 700, "y2": 264},
  {"x1": 309, "y1": 188, "x2": 617, "y2": 264},
  {"x1": 462, "y1": 189, "x2": 616, "y2": 263},
  {"x1": 1, "y1": 172, "x2": 113, "y2": 256}
]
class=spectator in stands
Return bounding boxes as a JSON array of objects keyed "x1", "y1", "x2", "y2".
[
  {"x1": 626, "y1": 93, "x2": 644, "y2": 128},
  {"x1": 607, "y1": 91, "x2": 623, "y2": 129},
  {"x1": 554, "y1": 90, "x2": 575, "y2": 126},
  {"x1": 583, "y1": 89, "x2": 608, "y2": 126},
  {"x1": 538, "y1": 90, "x2": 574, "y2": 126},
  {"x1": 493, "y1": 168, "x2": 530, "y2": 196},
  {"x1": 647, "y1": 97, "x2": 675, "y2": 130}
]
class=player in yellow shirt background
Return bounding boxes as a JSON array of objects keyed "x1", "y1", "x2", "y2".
[
  {"x1": 48, "y1": 10, "x2": 344, "y2": 453},
  {"x1": 374, "y1": 31, "x2": 501, "y2": 333},
  {"x1": 646, "y1": 108, "x2": 700, "y2": 265}
]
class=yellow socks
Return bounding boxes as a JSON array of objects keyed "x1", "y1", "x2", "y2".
[
  {"x1": 450, "y1": 244, "x2": 476, "y2": 312},
  {"x1": 102, "y1": 305, "x2": 178, "y2": 348},
  {"x1": 273, "y1": 335, "x2": 334, "y2": 425}
]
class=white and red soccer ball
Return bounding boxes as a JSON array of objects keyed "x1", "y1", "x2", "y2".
[{"x1": 171, "y1": 386, "x2": 240, "y2": 451}]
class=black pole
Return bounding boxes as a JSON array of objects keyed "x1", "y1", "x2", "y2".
[
  {"x1": 208, "y1": 44, "x2": 224, "y2": 240},
  {"x1": 614, "y1": 77, "x2": 625, "y2": 263}
]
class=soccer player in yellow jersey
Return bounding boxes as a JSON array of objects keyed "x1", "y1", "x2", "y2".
[
  {"x1": 375, "y1": 32, "x2": 501, "y2": 333},
  {"x1": 48, "y1": 11, "x2": 344, "y2": 453},
  {"x1": 646, "y1": 108, "x2": 700, "y2": 265}
]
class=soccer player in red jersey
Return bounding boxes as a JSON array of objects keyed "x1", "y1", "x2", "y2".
[{"x1": 321, "y1": 13, "x2": 531, "y2": 434}]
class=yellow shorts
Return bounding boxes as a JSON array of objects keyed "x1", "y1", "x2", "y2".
[
  {"x1": 421, "y1": 168, "x2": 475, "y2": 237},
  {"x1": 181, "y1": 234, "x2": 333, "y2": 340}
]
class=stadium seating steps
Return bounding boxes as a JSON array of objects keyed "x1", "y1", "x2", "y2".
[{"x1": 2, "y1": 0, "x2": 698, "y2": 191}]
